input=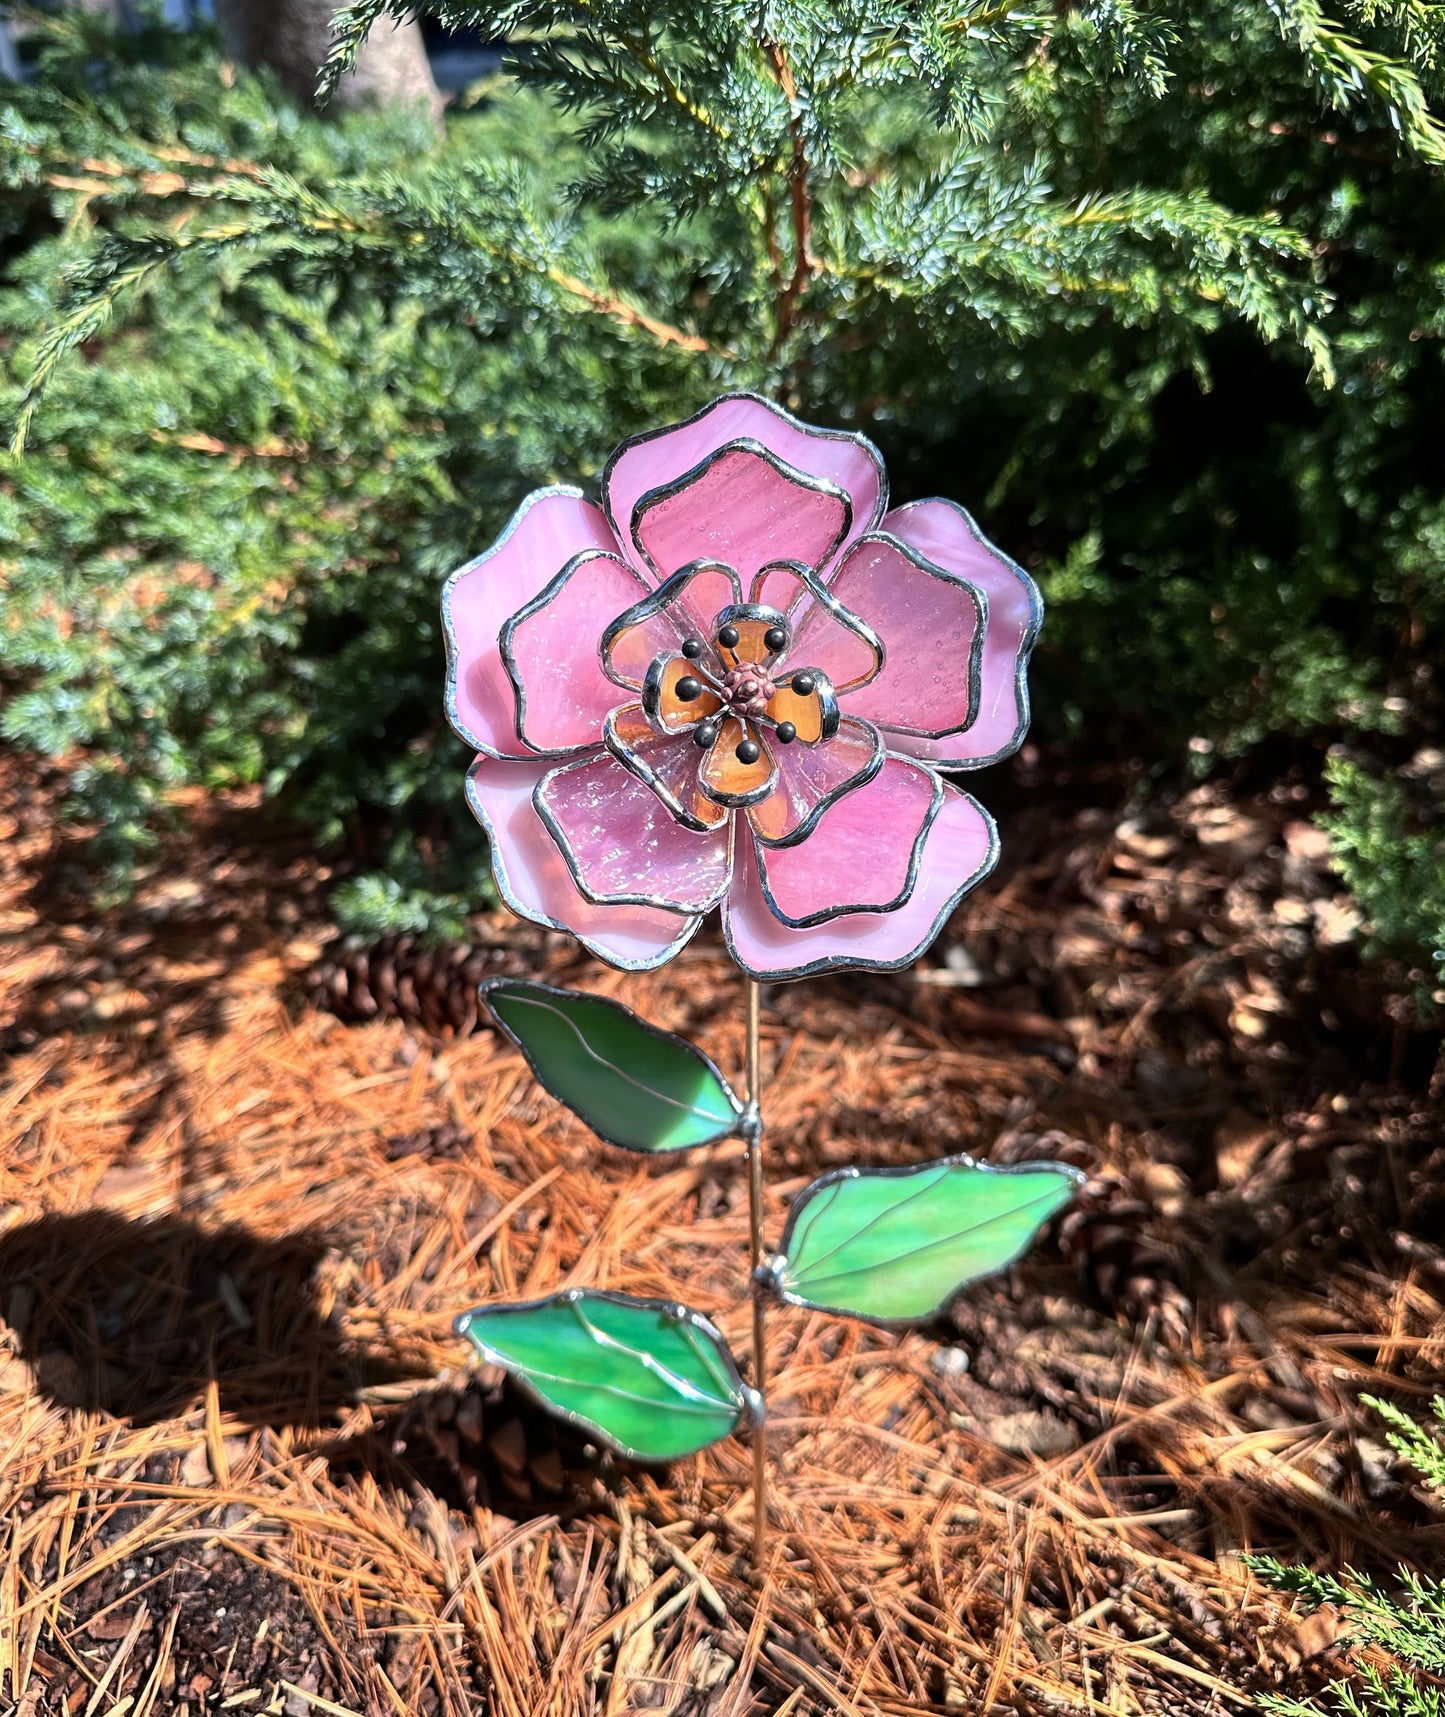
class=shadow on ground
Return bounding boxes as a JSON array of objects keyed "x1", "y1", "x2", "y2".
[
  {"x1": 319, "y1": 1376, "x2": 630, "y2": 1520},
  {"x1": 0, "y1": 755, "x2": 335, "y2": 1075},
  {"x1": 0, "y1": 1211, "x2": 420, "y2": 1427}
]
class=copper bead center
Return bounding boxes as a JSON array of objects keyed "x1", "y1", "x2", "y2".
[{"x1": 721, "y1": 665, "x2": 776, "y2": 719}]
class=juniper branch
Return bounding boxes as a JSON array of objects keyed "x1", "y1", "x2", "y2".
[{"x1": 1269, "y1": 0, "x2": 1445, "y2": 162}]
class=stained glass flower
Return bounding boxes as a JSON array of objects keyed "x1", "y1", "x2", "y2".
[{"x1": 443, "y1": 394, "x2": 1041, "y2": 980}]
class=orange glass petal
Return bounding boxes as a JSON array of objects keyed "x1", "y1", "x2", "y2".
[
  {"x1": 608, "y1": 705, "x2": 728, "y2": 830},
  {"x1": 716, "y1": 618, "x2": 784, "y2": 671},
  {"x1": 651, "y1": 656, "x2": 723, "y2": 732},
  {"x1": 700, "y1": 718, "x2": 775, "y2": 803},
  {"x1": 766, "y1": 680, "x2": 827, "y2": 743}
]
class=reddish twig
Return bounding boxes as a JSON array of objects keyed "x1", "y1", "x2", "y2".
[{"x1": 763, "y1": 39, "x2": 814, "y2": 359}]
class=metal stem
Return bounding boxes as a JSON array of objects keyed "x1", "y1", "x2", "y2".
[{"x1": 744, "y1": 976, "x2": 768, "y2": 1574}]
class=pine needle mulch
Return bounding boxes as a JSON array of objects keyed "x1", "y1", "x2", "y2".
[{"x1": 2, "y1": 748, "x2": 1442, "y2": 1717}]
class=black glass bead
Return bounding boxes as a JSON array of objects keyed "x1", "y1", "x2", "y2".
[
  {"x1": 764, "y1": 625, "x2": 787, "y2": 652},
  {"x1": 736, "y1": 738, "x2": 761, "y2": 765},
  {"x1": 693, "y1": 722, "x2": 718, "y2": 749},
  {"x1": 682, "y1": 637, "x2": 704, "y2": 659},
  {"x1": 675, "y1": 675, "x2": 703, "y2": 702},
  {"x1": 774, "y1": 721, "x2": 797, "y2": 744},
  {"x1": 791, "y1": 672, "x2": 816, "y2": 695},
  {"x1": 717, "y1": 624, "x2": 740, "y2": 649}
]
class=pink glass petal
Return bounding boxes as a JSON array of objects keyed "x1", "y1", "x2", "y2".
[
  {"x1": 633, "y1": 444, "x2": 851, "y2": 585},
  {"x1": 444, "y1": 489, "x2": 621, "y2": 759},
  {"x1": 535, "y1": 752, "x2": 733, "y2": 913},
  {"x1": 825, "y1": 534, "x2": 985, "y2": 740},
  {"x1": 753, "y1": 755, "x2": 939, "y2": 926},
  {"x1": 602, "y1": 608, "x2": 685, "y2": 691},
  {"x1": 505, "y1": 551, "x2": 653, "y2": 753},
  {"x1": 877, "y1": 500, "x2": 1043, "y2": 768},
  {"x1": 603, "y1": 563, "x2": 740, "y2": 687},
  {"x1": 465, "y1": 756, "x2": 700, "y2": 969},
  {"x1": 662, "y1": 563, "x2": 742, "y2": 645},
  {"x1": 723, "y1": 780, "x2": 998, "y2": 980},
  {"x1": 604, "y1": 395, "x2": 887, "y2": 580},
  {"x1": 748, "y1": 718, "x2": 882, "y2": 846},
  {"x1": 752, "y1": 562, "x2": 882, "y2": 694}
]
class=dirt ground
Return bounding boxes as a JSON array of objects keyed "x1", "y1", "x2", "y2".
[{"x1": 1, "y1": 744, "x2": 1442, "y2": 1716}]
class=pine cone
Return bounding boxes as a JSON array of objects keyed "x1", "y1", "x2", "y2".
[
  {"x1": 304, "y1": 934, "x2": 532, "y2": 1034},
  {"x1": 385, "y1": 1121, "x2": 473, "y2": 1162},
  {"x1": 392, "y1": 1381, "x2": 588, "y2": 1507},
  {"x1": 998, "y1": 1130, "x2": 1194, "y2": 1346}
]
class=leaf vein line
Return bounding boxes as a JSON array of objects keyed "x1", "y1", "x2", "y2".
[
  {"x1": 568, "y1": 1300, "x2": 735, "y2": 1412},
  {"x1": 783, "y1": 1175, "x2": 846, "y2": 1267},
  {"x1": 795, "y1": 1186, "x2": 1069, "y2": 1290},
  {"x1": 791, "y1": 1164, "x2": 951, "y2": 1276},
  {"x1": 500, "y1": 994, "x2": 736, "y2": 1131},
  {"x1": 494, "y1": 1358, "x2": 734, "y2": 1418}
]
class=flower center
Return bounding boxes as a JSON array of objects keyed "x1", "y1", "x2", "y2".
[{"x1": 720, "y1": 664, "x2": 776, "y2": 719}]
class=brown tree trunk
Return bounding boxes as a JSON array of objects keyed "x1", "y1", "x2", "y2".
[{"x1": 213, "y1": 0, "x2": 443, "y2": 127}]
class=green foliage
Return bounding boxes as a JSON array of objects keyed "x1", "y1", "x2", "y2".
[
  {"x1": 1272, "y1": 0, "x2": 1445, "y2": 163},
  {"x1": 1253, "y1": 1397, "x2": 1445, "y2": 1715},
  {"x1": 2, "y1": 2, "x2": 1444, "y2": 955},
  {"x1": 0, "y1": 9, "x2": 703, "y2": 911},
  {"x1": 327, "y1": 833, "x2": 478, "y2": 941},
  {"x1": 1320, "y1": 755, "x2": 1445, "y2": 997}
]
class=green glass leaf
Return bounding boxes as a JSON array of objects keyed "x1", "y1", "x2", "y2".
[
  {"x1": 454, "y1": 1290, "x2": 756, "y2": 1462},
  {"x1": 480, "y1": 978, "x2": 743, "y2": 1153},
  {"x1": 771, "y1": 1154, "x2": 1084, "y2": 1326}
]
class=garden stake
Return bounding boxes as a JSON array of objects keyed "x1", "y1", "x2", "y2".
[
  {"x1": 449, "y1": 395, "x2": 1084, "y2": 1529},
  {"x1": 744, "y1": 974, "x2": 769, "y2": 1571}
]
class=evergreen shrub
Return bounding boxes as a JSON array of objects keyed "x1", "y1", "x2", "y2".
[
  {"x1": 1, "y1": 3, "x2": 1441, "y2": 980},
  {"x1": 1254, "y1": 1397, "x2": 1445, "y2": 1717}
]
